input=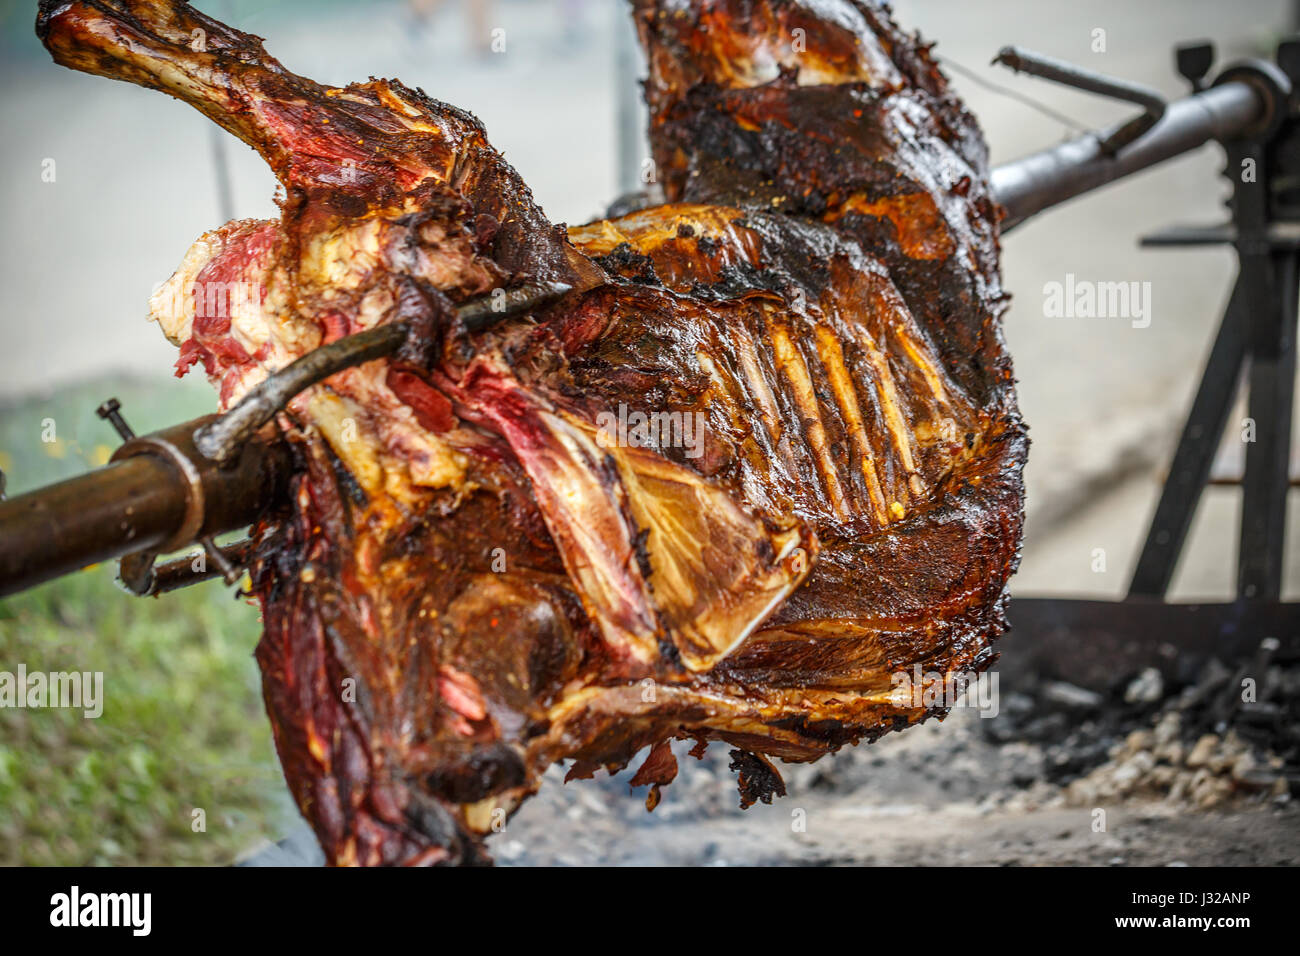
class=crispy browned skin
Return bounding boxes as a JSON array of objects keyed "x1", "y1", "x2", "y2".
[{"x1": 39, "y1": 0, "x2": 1026, "y2": 865}]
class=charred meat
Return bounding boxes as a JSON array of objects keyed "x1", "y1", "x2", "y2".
[{"x1": 38, "y1": 0, "x2": 1026, "y2": 865}]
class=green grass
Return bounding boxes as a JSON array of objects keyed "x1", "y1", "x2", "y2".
[{"x1": 0, "y1": 377, "x2": 294, "y2": 865}]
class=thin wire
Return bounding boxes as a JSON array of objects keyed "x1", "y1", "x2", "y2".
[
  {"x1": 936, "y1": 54, "x2": 1093, "y2": 136},
  {"x1": 209, "y1": 0, "x2": 236, "y2": 223},
  {"x1": 209, "y1": 128, "x2": 235, "y2": 223}
]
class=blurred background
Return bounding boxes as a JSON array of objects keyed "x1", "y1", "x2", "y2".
[{"x1": 0, "y1": 0, "x2": 1296, "y2": 865}]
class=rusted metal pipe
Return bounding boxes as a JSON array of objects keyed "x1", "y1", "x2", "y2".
[
  {"x1": 0, "y1": 418, "x2": 291, "y2": 597},
  {"x1": 0, "y1": 456, "x2": 186, "y2": 596}
]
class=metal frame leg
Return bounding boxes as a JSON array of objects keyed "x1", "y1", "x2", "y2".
[
  {"x1": 1239, "y1": 250, "x2": 1298, "y2": 600},
  {"x1": 1128, "y1": 280, "x2": 1248, "y2": 597}
]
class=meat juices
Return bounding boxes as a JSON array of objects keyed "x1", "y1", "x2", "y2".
[{"x1": 39, "y1": 0, "x2": 1027, "y2": 865}]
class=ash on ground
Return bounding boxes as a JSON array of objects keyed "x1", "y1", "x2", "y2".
[
  {"x1": 242, "y1": 640, "x2": 1299, "y2": 866},
  {"x1": 494, "y1": 641, "x2": 1300, "y2": 866}
]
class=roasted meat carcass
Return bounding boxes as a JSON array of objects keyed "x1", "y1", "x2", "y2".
[{"x1": 39, "y1": 0, "x2": 1026, "y2": 865}]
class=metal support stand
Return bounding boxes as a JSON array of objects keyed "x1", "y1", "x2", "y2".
[
  {"x1": 1005, "y1": 44, "x2": 1300, "y2": 692},
  {"x1": 1130, "y1": 144, "x2": 1298, "y2": 601}
]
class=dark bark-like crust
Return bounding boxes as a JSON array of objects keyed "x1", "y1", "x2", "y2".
[{"x1": 729, "y1": 749, "x2": 788, "y2": 809}]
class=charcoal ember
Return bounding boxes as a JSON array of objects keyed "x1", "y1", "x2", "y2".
[
  {"x1": 974, "y1": 627, "x2": 1300, "y2": 810},
  {"x1": 1043, "y1": 681, "x2": 1105, "y2": 711},
  {"x1": 1124, "y1": 668, "x2": 1164, "y2": 705}
]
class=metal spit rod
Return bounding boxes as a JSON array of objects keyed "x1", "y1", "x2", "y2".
[
  {"x1": 0, "y1": 418, "x2": 292, "y2": 597},
  {"x1": 0, "y1": 282, "x2": 569, "y2": 598},
  {"x1": 0, "y1": 63, "x2": 1289, "y2": 600},
  {"x1": 994, "y1": 67, "x2": 1276, "y2": 231}
]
